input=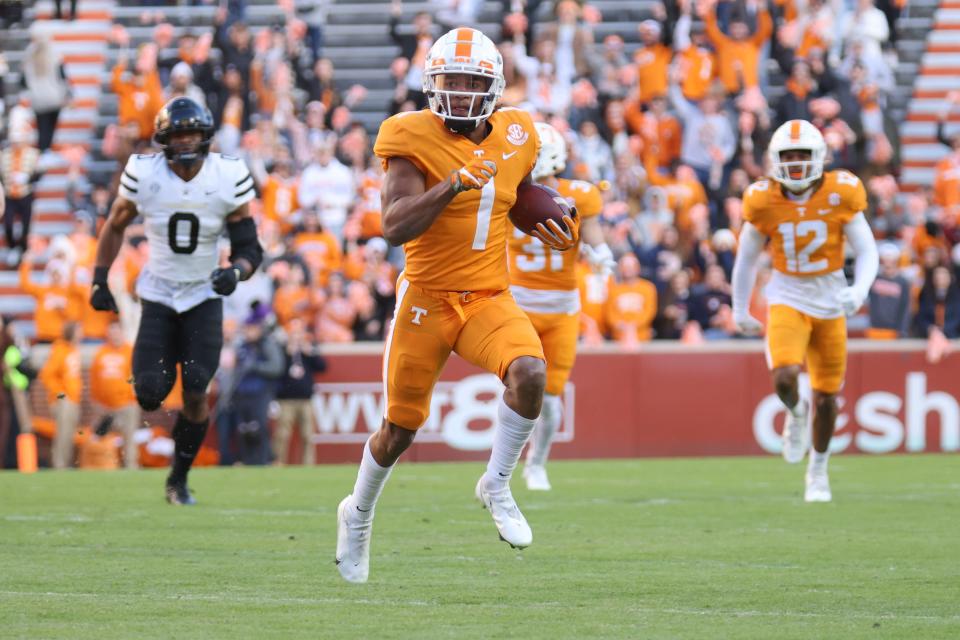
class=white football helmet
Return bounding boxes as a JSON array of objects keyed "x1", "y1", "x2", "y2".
[
  {"x1": 532, "y1": 122, "x2": 567, "y2": 180},
  {"x1": 423, "y1": 27, "x2": 504, "y2": 133},
  {"x1": 767, "y1": 119, "x2": 827, "y2": 192}
]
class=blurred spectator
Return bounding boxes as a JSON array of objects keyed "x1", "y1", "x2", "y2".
[
  {"x1": 1, "y1": 127, "x2": 41, "y2": 265},
  {"x1": 390, "y1": 1, "x2": 436, "y2": 106},
  {"x1": 689, "y1": 263, "x2": 734, "y2": 339},
  {"x1": 627, "y1": 94, "x2": 681, "y2": 171},
  {"x1": 110, "y1": 43, "x2": 164, "y2": 159},
  {"x1": 22, "y1": 32, "x2": 70, "y2": 152},
  {"x1": 701, "y1": 0, "x2": 772, "y2": 95},
  {"x1": 867, "y1": 243, "x2": 912, "y2": 339},
  {"x1": 512, "y1": 32, "x2": 572, "y2": 116},
  {"x1": 1, "y1": 316, "x2": 35, "y2": 469},
  {"x1": 632, "y1": 19, "x2": 672, "y2": 105},
  {"x1": 775, "y1": 59, "x2": 816, "y2": 125},
  {"x1": 294, "y1": 208, "x2": 342, "y2": 286},
  {"x1": 317, "y1": 272, "x2": 356, "y2": 343},
  {"x1": 232, "y1": 310, "x2": 284, "y2": 465},
  {"x1": 273, "y1": 262, "x2": 319, "y2": 331},
  {"x1": 604, "y1": 254, "x2": 658, "y2": 346},
  {"x1": 19, "y1": 245, "x2": 73, "y2": 343},
  {"x1": 214, "y1": 13, "x2": 254, "y2": 88},
  {"x1": 537, "y1": 0, "x2": 596, "y2": 80},
  {"x1": 839, "y1": 0, "x2": 889, "y2": 59},
  {"x1": 668, "y1": 68, "x2": 736, "y2": 207},
  {"x1": 575, "y1": 119, "x2": 615, "y2": 184},
  {"x1": 89, "y1": 322, "x2": 139, "y2": 468},
  {"x1": 39, "y1": 321, "x2": 82, "y2": 469},
  {"x1": 213, "y1": 66, "x2": 250, "y2": 155},
  {"x1": 298, "y1": 138, "x2": 356, "y2": 240},
  {"x1": 349, "y1": 281, "x2": 385, "y2": 341},
  {"x1": 273, "y1": 318, "x2": 326, "y2": 465},
  {"x1": 934, "y1": 94, "x2": 960, "y2": 223},
  {"x1": 165, "y1": 62, "x2": 207, "y2": 107},
  {"x1": 673, "y1": 7, "x2": 717, "y2": 102},
  {"x1": 628, "y1": 187, "x2": 675, "y2": 252},
  {"x1": 254, "y1": 150, "x2": 300, "y2": 234},
  {"x1": 654, "y1": 268, "x2": 694, "y2": 340},
  {"x1": 914, "y1": 265, "x2": 960, "y2": 339},
  {"x1": 435, "y1": 0, "x2": 484, "y2": 28}
]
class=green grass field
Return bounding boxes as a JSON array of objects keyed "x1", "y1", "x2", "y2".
[{"x1": 1, "y1": 455, "x2": 958, "y2": 639}]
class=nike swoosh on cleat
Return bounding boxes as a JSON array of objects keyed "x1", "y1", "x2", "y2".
[{"x1": 502, "y1": 151, "x2": 518, "y2": 160}]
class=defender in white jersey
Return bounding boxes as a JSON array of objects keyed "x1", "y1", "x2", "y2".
[{"x1": 90, "y1": 98, "x2": 262, "y2": 505}]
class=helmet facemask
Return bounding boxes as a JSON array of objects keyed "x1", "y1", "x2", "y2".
[
  {"x1": 159, "y1": 130, "x2": 211, "y2": 168},
  {"x1": 772, "y1": 148, "x2": 824, "y2": 193},
  {"x1": 425, "y1": 71, "x2": 502, "y2": 133}
]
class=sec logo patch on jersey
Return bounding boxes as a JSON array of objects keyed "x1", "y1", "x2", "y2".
[{"x1": 507, "y1": 124, "x2": 529, "y2": 146}]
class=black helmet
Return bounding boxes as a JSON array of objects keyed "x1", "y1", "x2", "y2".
[{"x1": 153, "y1": 97, "x2": 215, "y2": 167}]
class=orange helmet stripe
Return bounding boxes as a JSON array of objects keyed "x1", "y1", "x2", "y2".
[
  {"x1": 454, "y1": 28, "x2": 474, "y2": 58},
  {"x1": 789, "y1": 120, "x2": 802, "y2": 141}
]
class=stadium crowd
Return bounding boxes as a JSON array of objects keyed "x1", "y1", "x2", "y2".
[{"x1": 3, "y1": 0, "x2": 960, "y2": 468}]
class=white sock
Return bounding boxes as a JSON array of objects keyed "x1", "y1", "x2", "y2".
[
  {"x1": 486, "y1": 399, "x2": 536, "y2": 489},
  {"x1": 527, "y1": 394, "x2": 561, "y2": 468},
  {"x1": 787, "y1": 399, "x2": 807, "y2": 419},
  {"x1": 350, "y1": 438, "x2": 394, "y2": 517},
  {"x1": 808, "y1": 449, "x2": 830, "y2": 473}
]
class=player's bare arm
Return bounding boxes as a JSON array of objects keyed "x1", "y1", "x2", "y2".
[
  {"x1": 90, "y1": 195, "x2": 139, "y2": 312},
  {"x1": 380, "y1": 156, "x2": 460, "y2": 245},
  {"x1": 211, "y1": 202, "x2": 263, "y2": 296}
]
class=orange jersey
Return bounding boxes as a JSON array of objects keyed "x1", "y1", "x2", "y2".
[
  {"x1": 374, "y1": 108, "x2": 539, "y2": 292},
  {"x1": 677, "y1": 46, "x2": 716, "y2": 102},
  {"x1": 508, "y1": 179, "x2": 603, "y2": 294},
  {"x1": 90, "y1": 343, "x2": 135, "y2": 409},
  {"x1": 704, "y1": 10, "x2": 772, "y2": 93},
  {"x1": 604, "y1": 278, "x2": 658, "y2": 342},
  {"x1": 19, "y1": 262, "x2": 72, "y2": 342},
  {"x1": 39, "y1": 339, "x2": 82, "y2": 404},
  {"x1": 262, "y1": 175, "x2": 299, "y2": 231},
  {"x1": 633, "y1": 44, "x2": 672, "y2": 102},
  {"x1": 742, "y1": 170, "x2": 866, "y2": 277}
]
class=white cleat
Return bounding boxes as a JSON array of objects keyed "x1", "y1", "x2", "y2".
[
  {"x1": 475, "y1": 475, "x2": 533, "y2": 549},
  {"x1": 335, "y1": 495, "x2": 372, "y2": 583},
  {"x1": 523, "y1": 464, "x2": 552, "y2": 491},
  {"x1": 782, "y1": 403, "x2": 810, "y2": 464},
  {"x1": 804, "y1": 468, "x2": 832, "y2": 503}
]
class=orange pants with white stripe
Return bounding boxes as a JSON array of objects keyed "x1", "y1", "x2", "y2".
[
  {"x1": 766, "y1": 304, "x2": 847, "y2": 394},
  {"x1": 383, "y1": 276, "x2": 544, "y2": 429}
]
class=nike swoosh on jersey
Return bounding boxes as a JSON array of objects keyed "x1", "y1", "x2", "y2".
[{"x1": 502, "y1": 151, "x2": 518, "y2": 160}]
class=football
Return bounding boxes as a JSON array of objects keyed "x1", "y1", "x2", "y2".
[{"x1": 509, "y1": 182, "x2": 576, "y2": 236}]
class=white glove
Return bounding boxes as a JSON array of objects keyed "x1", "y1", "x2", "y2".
[
  {"x1": 581, "y1": 243, "x2": 616, "y2": 276},
  {"x1": 733, "y1": 310, "x2": 764, "y2": 335},
  {"x1": 836, "y1": 287, "x2": 866, "y2": 317}
]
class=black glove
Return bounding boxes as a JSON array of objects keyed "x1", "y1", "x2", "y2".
[
  {"x1": 211, "y1": 265, "x2": 241, "y2": 296},
  {"x1": 90, "y1": 267, "x2": 119, "y2": 313}
]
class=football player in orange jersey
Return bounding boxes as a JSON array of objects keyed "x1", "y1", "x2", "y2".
[
  {"x1": 335, "y1": 27, "x2": 580, "y2": 583},
  {"x1": 731, "y1": 120, "x2": 878, "y2": 503},
  {"x1": 508, "y1": 122, "x2": 615, "y2": 491}
]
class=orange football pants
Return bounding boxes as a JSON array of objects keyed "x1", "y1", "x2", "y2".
[
  {"x1": 383, "y1": 277, "x2": 544, "y2": 429},
  {"x1": 766, "y1": 304, "x2": 847, "y2": 394},
  {"x1": 525, "y1": 310, "x2": 579, "y2": 396}
]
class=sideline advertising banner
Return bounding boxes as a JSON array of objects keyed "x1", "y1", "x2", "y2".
[{"x1": 305, "y1": 342, "x2": 960, "y2": 463}]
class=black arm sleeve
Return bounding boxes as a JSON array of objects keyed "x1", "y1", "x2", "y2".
[{"x1": 227, "y1": 216, "x2": 263, "y2": 279}]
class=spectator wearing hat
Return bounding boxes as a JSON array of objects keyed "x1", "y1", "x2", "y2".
[
  {"x1": 632, "y1": 19, "x2": 672, "y2": 105},
  {"x1": 230, "y1": 306, "x2": 284, "y2": 465},
  {"x1": 165, "y1": 61, "x2": 207, "y2": 107},
  {"x1": 866, "y1": 243, "x2": 912, "y2": 339}
]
